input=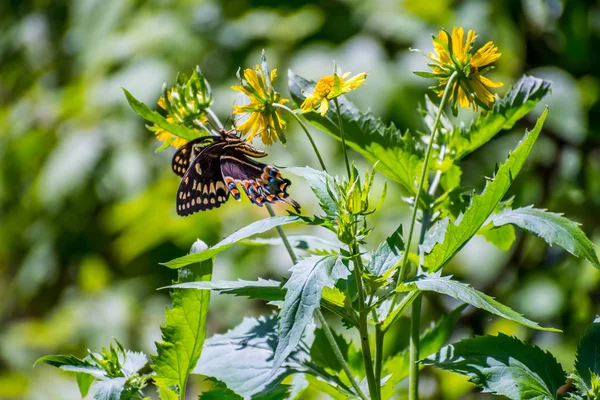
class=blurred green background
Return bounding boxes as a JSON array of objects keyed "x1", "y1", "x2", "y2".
[{"x1": 1, "y1": 0, "x2": 599, "y2": 398}]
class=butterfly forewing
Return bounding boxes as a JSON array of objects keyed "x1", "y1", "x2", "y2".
[
  {"x1": 176, "y1": 142, "x2": 230, "y2": 215},
  {"x1": 171, "y1": 137, "x2": 213, "y2": 177}
]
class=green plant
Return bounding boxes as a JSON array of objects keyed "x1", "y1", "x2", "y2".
[{"x1": 38, "y1": 27, "x2": 599, "y2": 399}]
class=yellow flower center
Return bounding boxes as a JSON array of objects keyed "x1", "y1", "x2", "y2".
[{"x1": 314, "y1": 76, "x2": 345, "y2": 98}]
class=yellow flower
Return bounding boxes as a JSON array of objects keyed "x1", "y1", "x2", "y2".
[
  {"x1": 232, "y1": 54, "x2": 289, "y2": 145},
  {"x1": 424, "y1": 27, "x2": 503, "y2": 111},
  {"x1": 301, "y1": 71, "x2": 367, "y2": 116}
]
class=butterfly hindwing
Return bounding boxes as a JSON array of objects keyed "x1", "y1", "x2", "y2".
[
  {"x1": 176, "y1": 142, "x2": 230, "y2": 216},
  {"x1": 220, "y1": 153, "x2": 300, "y2": 211}
]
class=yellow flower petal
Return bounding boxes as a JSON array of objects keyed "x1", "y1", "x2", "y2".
[{"x1": 319, "y1": 98, "x2": 329, "y2": 116}]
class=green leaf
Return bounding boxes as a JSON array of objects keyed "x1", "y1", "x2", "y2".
[
  {"x1": 310, "y1": 328, "x2": 350, "y2": 373},
  {"x1": 423, "y1": 334, "x2": 566, "y2": 399},
  {"x1": 193, "y1": 315, "x2": 304, "y2": 398},
  {"x1": 381, "y1": 305, "x2": 466, "y2": 397},
  {"x1": 479, "y1": 224, "x2": 516, "y2": 252},
  {"x1": 450, "y1": 75, "x2": 552, "y2": 160},
  {"x1": 240, "y1": 235, "x2": 342, "y2": 255},
  {"x1": 574, "y1": 316, "x2": 600, "y2": 389},
  {"x1": 421, "y1": 109, "x2": 548, "y2": 272},
  {"x1": 366, "y1": 224, "x2": 404, "y2": 277},
  {"x1": 163, "y1": 216, "x2": 304, "y2": 269},
  {"x1": 152, "y1": 240, "x2": 213, "y2": 392},
  {"x1": 399, "y1": 274, "x2": 560, "y2": 332},
  {"x1": 287, "y1": 167, "x2": 339, "y2": 219},
  {"x1": 35, "y1": 355, "x2": 106, "y2": 378},
  {"x1": 123, "y1": 88, "x2": 202, "y2": 141},
  {"x1": 273, "y1": 256, "x2": 350, "y2": 372},
  {"x1": 288, "y1": 70, "x2": 424, "y2": 196},
  {"x1": 165, "y1": 279, "x2": 284, "y2": 302},
  {"x1": 157, "y1": 386, "x2": 178, "y2": 400},
  {"x1": 94, "y1": 378, "x2": 127, "y2": 400},
  {"x1": 485, "y1": 206, "x2": 600, "y2": 270},
  {"x1": 77, "y1": 372, "x2": 95, "y2": 397}
]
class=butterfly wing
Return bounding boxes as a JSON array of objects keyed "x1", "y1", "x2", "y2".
[
  {"x1": 220, "y1": 153, "x2": 300, "y2": 211},
  {"x1": 176, "y1": 142, "x2": 230, "y2": 216},
  {"x1": 171, "y1": 137, "x2": 213, "y2": 177}
]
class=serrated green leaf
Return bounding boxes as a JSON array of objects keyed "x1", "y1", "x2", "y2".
[
  {"x1": 193, "y1": 315, "x2": 304, "y2": 398},
  {"x1": 366, "y1": 224, "x2": 404, "y2": 277},
  {"x1": 421, "y1": 109, "x2": 548, "y2": 272},
  {"x1": 240, "y1": 235, "x2": 342, "y2": 255},
  {"x1": 574, "y1": 316, "x2": 600, "y2": 389},
  {"x1": 165, "y1": 279, "x2": 284, "y2": 302},
  {"x1": 123, "y1": 89, "x2": 202, "y2": 142},
  {"x1": 287, "y1": 167, "x2": 339, "y2": 218},
  {"x1": 485, "y1": 206, "x2": 600, "y2": 270},
  {"x1": 381, "y1": 304, "x2": 466, "y2": 397},
  {"x1": 35, "y1": 355, "x2": 106, "y2": 378},
  {"x1": 288, "y1": 70, "x2": 424, "y2": 196},
  {"x1": 423, "y1": 334, "x2": 566, "y2": 399},
  {"x1": 450, "y1": 75, "x2": 552, "y2": 160},
  {"x1": 152, "y1": 240, "x2": 213, "y2": 392},
  {"x1": 163, "y1": 216, "x2": 304, "y2": 269},
  {"x1": 399, "y1": 274, "x2": 559, "y2": 332},
  {"x1": 305, "y1": 375, "x2": 349, "y2": 400},
  {"x1": 273, "y1": 256, "x2": 350, "y2": 373},
  {"x1": 94, "y1": 378, "x2": 127, "y2": 400}
]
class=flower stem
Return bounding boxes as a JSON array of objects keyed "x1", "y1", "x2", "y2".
[
  {"x1": 395, "y1": 72, "x2": 457, "y2": 400},
  {"x1": 333, "y1": 98, "x2": 352, "y2": 177},
  {"x1": 206, "y1": 107, "x2": 224, "y2": 131},
  {"x1": 315, "y1": 309, "x2": 369, "y2": 400},
  {"x1": 352, "y1": 243, "x2": 379, "y2": 400},
  {"x1": 272, "y1": 103, "x2": 328, "y2": 172},
  {"x1": 265, "y1": 203, "x2": 366, "y2": 399}
]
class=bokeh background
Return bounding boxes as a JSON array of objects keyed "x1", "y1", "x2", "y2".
[{"x1": 1, "y1": 0, "x2": 599, "y2": 398}]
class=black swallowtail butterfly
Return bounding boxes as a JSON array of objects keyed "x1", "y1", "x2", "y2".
[{"x1": 171, "y1": 129, "x2": 300, "y2": 216}]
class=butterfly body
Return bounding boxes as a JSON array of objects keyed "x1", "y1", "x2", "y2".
[{"x1": 172, "y1": 130, "x2": 299, "y2": 216}]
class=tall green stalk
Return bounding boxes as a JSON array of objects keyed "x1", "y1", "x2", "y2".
[{"x1": 397, "y1": 72, "x2": 457, "y2": 400}]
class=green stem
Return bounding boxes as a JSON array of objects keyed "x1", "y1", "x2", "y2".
[
  {"x1": 272, "y1": 103, "x2": 328, "y2": 172},
  {"x1": 205, "y1": 107, "x2": 224, "y2": 130},
  {"x1": 315, "y1": 309, "x2": 369, "y2": 400},
  {"x1": 265, "y1": 204, "x2": 298, "y2": 264},
  {"x1": 352, "y1": 244, "x2": 378, "y2": 400},
  {"x1": 374, "y1": 317, "x2": 384, "y2": 399},
  {"x1": 265, "y1": 204, "x2": 365, "y2": 399},
  {"x1": 333, "y1": 97, "x2": 352, "y2": 177},
  {"x1": 394, "y1": 73, "x2": 457, "y2": 400},
  {"x1": 396, "y1": 71, "x2": 457, "y2": 285}
]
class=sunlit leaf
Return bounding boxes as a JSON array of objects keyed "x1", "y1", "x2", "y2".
[
  {"x1": 484, "y1": 206, "x2": 600, "y2": 270},
  {"x1": 163, "y1": 216, "x2": 304, "y2": 269},
  {"x1": 123, "y1": 88, "x2": 202, "y2": 141},
  {"x1": 366, "y1": 224, "x2": 404, "y2": 277},
  {"x1": 421, "y1": 109, "x2": 548, "y2": 272},
  {"x1": 272, "y1": 256, "x2": 350, "y2": 373},
  {"x1": 94, "y1": 378, "x2": 127, "y2": 400},
  {"x1": 165, "y1": 279, "x2": 284, "y2": 302},
  {"x1": 152, "y1": 240, "x2": 213, "y2": 392},
  {"x1": 423, "y1": 334, "x2": 566, "y2": 399},
  {"x1": 193, "y1": 315, "x2": 305, "y2": 398},
  {"x1": 287, "y1": 167, "x2": 339, "y2": 219},
  {"x1": 399, "y1": 274, "x2": 559, "y2": 332}
]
